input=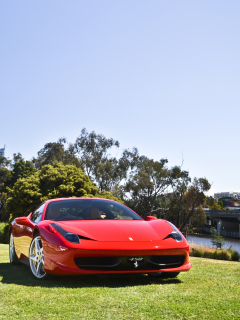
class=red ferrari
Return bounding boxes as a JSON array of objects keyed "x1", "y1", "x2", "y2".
[{"x1": 9, "y1": 198, "x2": 191, "y2": 279}]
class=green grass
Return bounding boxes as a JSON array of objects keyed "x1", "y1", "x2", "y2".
[{"x1": 0, "y1": 244, "x2": 239, "y2": 320}]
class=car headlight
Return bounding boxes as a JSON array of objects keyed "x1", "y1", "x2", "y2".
[
  {"x1": 50, "y1": 223, "x2": 80, "y2": 244},
  {"x1": 164, "y1": 222, "x2": 183, "y2": 242}
]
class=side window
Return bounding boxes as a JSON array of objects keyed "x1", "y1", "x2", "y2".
[{"x1": 31, "y1": 203, "x2": 46, "y2": 224}]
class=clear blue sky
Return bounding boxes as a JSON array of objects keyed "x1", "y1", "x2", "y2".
[{"x1": 1, "y1": 1, "x2": 240, "y2": 195}]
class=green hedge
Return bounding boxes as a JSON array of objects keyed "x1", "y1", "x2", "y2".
[{"x1": 191, "y1": 248, "x2": 239, "y2": 261}]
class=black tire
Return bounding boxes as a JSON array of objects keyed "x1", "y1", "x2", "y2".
[
  {"x1": 9, "y1": 231, "x2": 19, "y2": 264},
  {"x1": 29, "y1": 233, "x2": 47, "y2": 279},
  {"x1": 149, "y1": 272, "x2": 180, "y2": 278}
]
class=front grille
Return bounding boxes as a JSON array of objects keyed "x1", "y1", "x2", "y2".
[{"x1": 74, "y1": 255, "x2": 185, "y2": 271}]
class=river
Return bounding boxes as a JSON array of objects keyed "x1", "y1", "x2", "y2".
[{"x1": 186, "y1": 235, "x2": 240, "y2": 254}]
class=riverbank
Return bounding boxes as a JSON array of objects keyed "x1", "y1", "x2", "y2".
[
  {"x1": 189, "y1": 243, "x2": 239, "y2": 261},
  {"x1": 187, "y1": 234, "x2": 240, "y2": 254}
]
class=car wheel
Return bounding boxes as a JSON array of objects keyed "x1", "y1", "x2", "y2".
[
  {"x1": 29, "y1": 233, "x2": 47, "y2": 279},
  {"x1": 9, "y1": 231, "x2": 19, "y2": 264},
  {"x1": 149, "y1": 272, "x2": 180, "y2": 278}
]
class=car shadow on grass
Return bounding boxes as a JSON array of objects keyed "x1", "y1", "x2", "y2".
[{"x1": 0, "y1": 262, "x2": 182, "y2": 288}]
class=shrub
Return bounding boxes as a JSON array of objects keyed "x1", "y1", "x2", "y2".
[
  {"x1": 218, "y1": 250, "x2": 231, "y2": 261},
  {"x1": 192, "y1": 249, "x2": 204, "y2": 257},
  {"x1": 228, "y1": 249, "x2": 239, "y2": 261},
  {"x1": 203, "y1": 251, "x2": 212, "y2": 258}
]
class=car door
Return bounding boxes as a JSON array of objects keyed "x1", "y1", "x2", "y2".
[{"x1": 16, "y1": 203, "x2": 46, "y2": 259}]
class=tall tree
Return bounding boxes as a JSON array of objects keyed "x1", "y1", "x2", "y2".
[
  {"x1": 33, "y1": 138, "x2": 81, "y2": 169},
  {"x1": 0, "y1": 156, "x2": 11, "y2": 192},
  {"x1": 9, "y1": 153, "x2": 36, "y2": 188},
  {"x1": 166, "y1": 177, "x2": 211, "y2": 231},
  {"x1": 0, "y1": 154, "x2": 35, "y2": 193},
  {"x1": 125, "y1": 156, "x2": 170, "y2": 219},
  {"x1": 0, "y1": 192, "x2": 8, "y2": 222},
  {"x1": 74, "y1": 128, "x2": 138, "y2": 194},
  {"x1": 74, "y1": 128, "x2": 120, "y2": 179},
  {"x1": 168, "y1": 166, "x2": 191, "y2": 228}
]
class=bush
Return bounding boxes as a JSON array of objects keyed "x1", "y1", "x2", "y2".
[
  {"x1": 203, "y1": 251, "x2": 212, "y2": 258},
  {"x1": 190, "y1": 245, "x2": 239, "y2": 262},
  {"x1": 218, "y1": 250, "x2": 231, "y2": 261},
  {"x1": 192, "y1": 249, "x2": 204, "y2": 257},
  {"x1": 228, "y1": 249, "x2": 239, "y2": 261}
]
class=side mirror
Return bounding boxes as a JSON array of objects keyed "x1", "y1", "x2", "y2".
[
  {"x1": 15, "y1": 216, "x2": 33, "y2": 227},
  {"x1": 146, "y1": 216, "x2": 157, "y2": 221},
  {"x1": 15, "y1": 217, "x2": 28, "y2": 223}
]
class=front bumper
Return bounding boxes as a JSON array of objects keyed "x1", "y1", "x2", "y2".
[{"x1": 43, "y1": 242, "x2": 191, "y2": 275}]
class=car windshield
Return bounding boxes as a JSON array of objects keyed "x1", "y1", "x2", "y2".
[{"x1": 44, "y1": 199, "x2": 142, "y2": 221}]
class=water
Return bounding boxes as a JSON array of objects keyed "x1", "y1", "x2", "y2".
[{"x1": 186, "y1": 235, "x2": 240, "y2": 254}]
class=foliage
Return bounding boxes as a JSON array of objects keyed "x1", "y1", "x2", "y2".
[
  {"x1": 74, "y1": 128, "x2": 138, "y2": 194},
  {"x1": 211, "y1": 202, "x2": 222, "y2": 210},
  {"x1": 167, "y1": 166, "x2": 191, "y2": 227},
  {"x1": 0, "y1": 154, "x2": 36, "y2": 193},
  {"x1": 74, "y1": 128, "x2": 119, "y2": 184},
  {"x1": 190, "y1": 245, "x2": 239, "y2": 262},
  {"x1": 192, "y1": 249, "x2": 204, "y2": 257},
  {"x1": 205, "y1": 196, "x2": 226, "y2": 210},
  {"x1": 0, "y1": 162, "x2": 11, "y2": 192},
  {"x1": 210, "y1": 227, "x2": 225, "y2": 249},
  {"x1": 153, "y1": 193, "x2": 172, "y2": 219},
  {"x1": 125, "y1": 157, "x2": 170, "y2": 219},
  {"x1": 189, "y1": 206, "x2": 206, "y2": 228},
  {"x1": 204, "y1": 195, "x2": 215, "y2": 208},
  {"x1": 6, "y1": 162, "x2": 100, "y2": 220},
  {"x1": 0, "y1": 193, "x2": 8, "y2": 222},
  {"x1": 32, "y1": 138, "x2": 81, "y2": 169},
  {"x1": 96, "y1": 190, "x2": 124, "y2": 203},
  {"x1": 166, "y1": 176, "x2": 210, "y2": 231},
  {"x1": 228, "y1": 249, "x2": 240, "y2": 261},
  {"x1": 9, "y1": 153, "x2": 36, "y2": 188},
  {"x1": 0, "y1": 223, "x2": 8, "y2": 243}
]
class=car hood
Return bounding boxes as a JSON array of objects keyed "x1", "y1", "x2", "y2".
[{"x1": 57, "y1": 219, "x2": 173, "y2": 242}]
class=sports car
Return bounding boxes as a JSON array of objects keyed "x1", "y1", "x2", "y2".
[{"x1": 9, "y1": 198, "x2": 191, "y2": 279}]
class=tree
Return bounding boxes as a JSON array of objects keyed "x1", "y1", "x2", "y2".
[
  {"x1": 205, "y1": 196, "x2": 216, "y2": 209},
  {"x1": 0, "y1": 153, "x2": 36, "y2": 194},
  {"x1": 124, "y1": 156, "x2": 170, "y2": 219},
  {"x1": 205, "y1": 196, "x2": 225, "y2": 210},
  {"x1": 33, "y1": 138, "x2": 81, "y2": 169},
  {"x1": 181, "y1": 178, "x2": 211, "y2": 231},
  {"x1": 0, "y1": 167, "x2": 11, "y2": 193},
  {"x1": 211, "y1": 202, "x2": 223, "y2": 210},
  {"x1": 168, "y1": 166, "x2": 191, "y2": 228},
  {"x1": 74, "y1": 128, "x2": 138, "y2": 194},
  {"x1": 189, "y1": 206, "x2": 206, "y2": 229},
  {"x1": 0, "y1": 192, "x2": 8, "y2": 222},
  {"x1": 9, "y1": 153, "x2": 36, "y2": 188},
  {"x1": 166, "y1": 177, "x2": 210, "y2": 232},
  {"x1": 0, "y1": 156, "x2": 11, "y2": 192},
  {"x1": 210, "y1": 227, "x2": 225, "y2": 249},
  {"x1": 74, "y1": 128, "x2": 119, "y2": 180},
  {"x1": 6, "y1": 162, "x2": 103, "y2": 220},
  {"x1": 94, "y1": 147, "x2": 139, "y2": 194}
]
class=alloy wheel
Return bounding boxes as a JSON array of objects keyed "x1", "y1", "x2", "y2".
[{"x1": 29, "y1": 235, "x2": 46, "y2": 279}]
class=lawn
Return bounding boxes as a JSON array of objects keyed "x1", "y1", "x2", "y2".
[{"x1": 0, "y1": 244, "x2": 239, "y2": 320}]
